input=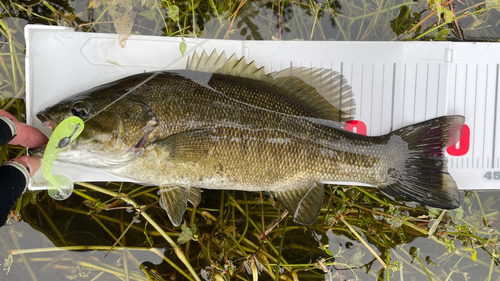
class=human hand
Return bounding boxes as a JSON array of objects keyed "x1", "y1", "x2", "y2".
[{"x1": 0, "y1": 109, "x2": 48, "y2": 226}]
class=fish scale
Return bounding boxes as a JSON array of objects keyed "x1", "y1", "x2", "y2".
[{"x1": 37, "y1": 50, "x2": 464, "y2": 226}]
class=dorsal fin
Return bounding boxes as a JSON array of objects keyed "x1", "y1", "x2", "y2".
[
  {"x1": 271, "y1": 67, "x2": 355, "y2": 122},
  {"x1": 186, "y1": 50, "x2": 356, "y2": 122},
  {"x1": 187, "y1": 50, "x2": 270, "y2": 80}
]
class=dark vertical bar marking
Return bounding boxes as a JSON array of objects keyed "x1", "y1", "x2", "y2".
[
  {"x1": 351, "y1": 63, "x2": 354, "y2": 117},
  {"x1": 436, "y1": 64, "x2": 441, "y2": 117},
  {"x1": 339, "y1": 62, "x2": 343, "y2": 122},
  {"x1": 482, "y1": 65, "x2": 489, "y2": 169},
  {"x1": 424, "y1": 63, "x2": 429, "y2": 118},
  {"x1": 454, "y1": 64, "x2": 458, "y2": 115},
  {"x1": 463, "y1": 65, "x2": 468, "y2": 169},
  {"x1": 413, "y1": 63, "x2": 418, "y2": 123},
  {"x1": 360, "y1": 63, "x2": 364, "y2": 120},
  {"x1": 492, "y1": 64, "x2": 499, "y2": 168},
  {"x1": 380, "y1": 63, "x2": 385, "y2": 134},
  {"x1": 390, "y1": 63, "x2": 396, "y2": 132},
  {"x1": 402, "y1": 63, "x2": 407, "y2": 126},
  {"x1": 472, "y1": 64, "x2": 478, "y2": 168},
  {"x1": 370, "y1": 63, "x2": 375, "y2": 135}
]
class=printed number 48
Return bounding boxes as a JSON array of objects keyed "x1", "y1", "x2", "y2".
[{"x1": 484, "y1": 172, "x2": 500, "y2": 180}]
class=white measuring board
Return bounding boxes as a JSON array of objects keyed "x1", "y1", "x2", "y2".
[{"x1": 25, "y1": 25, "x2": 500, "y2": 190}]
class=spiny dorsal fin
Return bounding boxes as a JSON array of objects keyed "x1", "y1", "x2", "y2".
[
  {"x1": 271, "y1": 67, "x2": 355, "y2": 122},
  {"x1": 270, "y1": 182, "x2": 324, "y2": 225},
  {"x1": 159, "y1": 185, "x2": 190, "y2": 226},
  {"x1": 187, "y1": 50, "x2": 269, "y2": 80},
  {"x1": 186, "y1": 50, "x2": 355, "y2": 122}
]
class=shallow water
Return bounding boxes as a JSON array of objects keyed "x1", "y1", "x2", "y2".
[{"x1": 1, "y1": 1, "x2": 500, "y2": 280}]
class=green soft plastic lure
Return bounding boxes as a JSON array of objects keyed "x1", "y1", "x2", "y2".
[{"x1": 42, "y1": 116, "x2": 84, "y2": 200}]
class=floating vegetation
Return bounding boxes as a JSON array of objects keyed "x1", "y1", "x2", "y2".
[
  {"x1": 1, "y1": 0, "x2": 500, "y2": 280},
  {"x1": 1, "y1": 182, "x2": 500, "y2": 280}
]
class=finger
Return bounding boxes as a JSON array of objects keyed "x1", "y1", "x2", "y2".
[
  {"x1": 9, "y1": 122, "x2": 48, "y2": 148},
  {"x1": 12, "y1": 155, "x2": 42, "y2": 177},
  {"x1": 0, "y1": 109, "x2": 20, "y2": 122}
]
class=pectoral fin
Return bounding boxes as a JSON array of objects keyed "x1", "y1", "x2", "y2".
[
  {"x1": 157, "y1": 129, "x2": 216, "y2": 163},
  {"x1": 159, "y1": 186, "x2": 190, "y2": 226},
  {"x1": 270, "y1": 182, "x2": 324, "y2": 225}
]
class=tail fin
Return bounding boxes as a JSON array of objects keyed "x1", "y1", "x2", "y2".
[{"x1": 381, "y1": 116, "x2": 465, "y2": 209}]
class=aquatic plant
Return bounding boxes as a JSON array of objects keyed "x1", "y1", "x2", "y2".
[{"x1": 1, "y1": 0, "x2": 500, "y2": 280}]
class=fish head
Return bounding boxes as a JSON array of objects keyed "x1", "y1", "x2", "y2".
[{"x1": 37, "y1": 86, "x2": 159, "y2": 169}]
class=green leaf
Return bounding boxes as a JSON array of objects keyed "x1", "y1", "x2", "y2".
[
  {"x1": 337, "y1": 190, "x2": 348, "y2": 200},
  {"x1": 427, "y1": 0, "x2": 443, "y2": 23},
  {"x1": 442, "y1": 8, "x2": 454, "y2": 24},
  {"x1": 428, "y1": 208, "x2": 440, "y2": 218},
  {"x1": 1, "y1": 91, "x2": 13, "y2": 99},
  {"x1": 466, "y1": 248, "x2": 477, "y2": 261},
  {"x1": 435, "y1": 4, "x2": 442, "y2": 24},
  {"x1": 486, "y1": 0, "x2": 500, "y2": 12},
  {"x1": 167, "y1": 5, "x2": 180, "y2": 22},
  {"x1": 324, "y1": 248, "x2": 333, "y2": 256},
  {"x1": 21, "y1": 193, "x2": 31, "y2": 208},
  {"x1": 449, "y1": 206, "x2": 464, "y2": 222},
  {"x1": 444, "y1": 239, "x2": 455, "y2": 252},
  {"x1": 483, "y1": 196, "x2": 495, "y2": 210},
  {"x1": 179, "y1": 40, "x2": 187, "y2": 57},
  {"x1": 390, "y1": 5, "x2": 412, "y2": 36},
  {"x1": 177, "y1": 222, "x2": 194, "y2": 244},
  {"x1": 177, "y1": 232, "x2": 191, "y2": 244}
]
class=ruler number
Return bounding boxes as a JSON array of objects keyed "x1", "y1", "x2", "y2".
[{"x1": 484, "y1": 171, "x2": 500, "y2": 180}]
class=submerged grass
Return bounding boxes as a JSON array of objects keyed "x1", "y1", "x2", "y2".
[
  {"x1": 1, "y1": 0, "x2": 500, "y2": 280},
  {"x1": 2, "y1": 180, "x2": 500, "y2": 280}
]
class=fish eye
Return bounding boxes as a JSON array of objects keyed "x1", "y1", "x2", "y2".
[{"x1": 70, "y1": 101, "x2": 89, "y2": 118}]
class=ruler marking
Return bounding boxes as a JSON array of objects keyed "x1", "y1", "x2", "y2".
[
  {"x1": 360, "y1": 63, "x2": 364, "y2": 120},
  {"x1": 390, "y1": 63, "x2": 396, "y2": 132},
  {"x1": 370, "y1": 63, "x2": 375, "y2": 135},
  {"x1": 492, "y1": 64, "x2": 499, "y2": 169},
  {"x1": 472, "y1": 64, "x2": 478, "y2": 169},
  {"x1": 482, "y1": 65, "x2": 489, "y2": 169},
  {"x1": 464, "y1": 64, "x2": 468, "y2": 120},
  {"x1": 436, "y1": 63, "x2": 441, "y2": 117},
  {"x1": 413, "y1": 63, "x2": 418, "y2": 123},
  {"x1": 351, "y1": 62, "x2": 354, "y2": 117},
  {"x1": 463, "y1": 65, "x2": 467, "y2": 168},
  {"x1": 403, "y1": 63, "x2": 407, "y2": 126},
  {"x1": 339, "y1": 62, "x2": 343, "y2": 123},
  {"x1": 454, "y1": 64, "x2": 458, "y2": 115},
  {"x1": 381, "y1": 63, "x2": 385, "y2": 134},
  {"x1": 425, "y1": 63, "x2": 429, "y2": 118}
]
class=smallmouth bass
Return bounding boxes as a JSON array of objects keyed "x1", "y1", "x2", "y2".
[{"x1": 37, "y1": 51, "x2": 465, "y2": 226}]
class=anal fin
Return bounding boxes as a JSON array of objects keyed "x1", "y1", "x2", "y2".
[{"x1": 270, "y1": 182, "x2": 324, "y2": 225}]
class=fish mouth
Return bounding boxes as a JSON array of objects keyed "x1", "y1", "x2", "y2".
[
  {"x1": 37, "y1": 112, "x2": 57, "y2": 131},
  {"x1": 28, "y1": 145, "x2": 46, "y2": 158}
]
